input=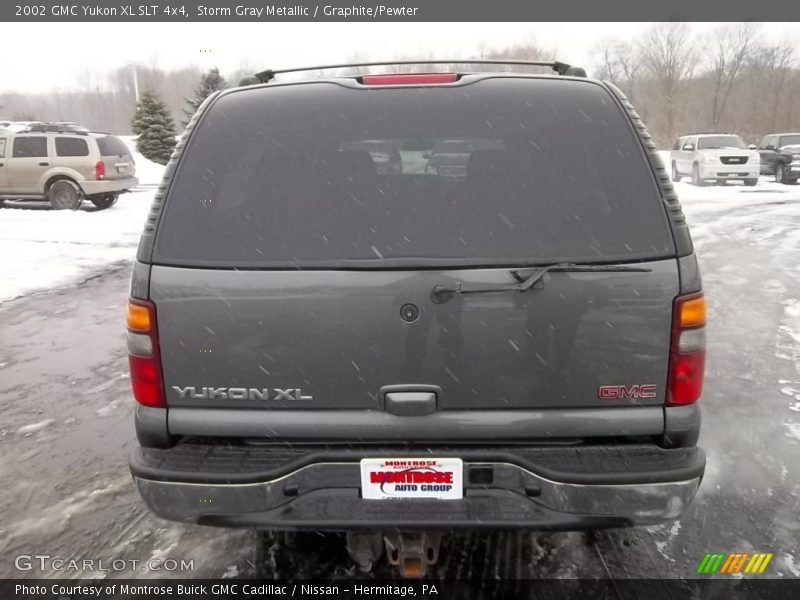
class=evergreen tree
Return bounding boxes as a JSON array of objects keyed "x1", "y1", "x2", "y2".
[
  {"x1": 131, "y1": 90, "x2": 177, "y2": 166},
  {"x1": 182, "y1": 67, "x2": 227, "y2": 126}
]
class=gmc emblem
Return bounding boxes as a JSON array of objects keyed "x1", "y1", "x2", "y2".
[{"x1": 598, "y1": 384, "x2": 657, "y2": 399}]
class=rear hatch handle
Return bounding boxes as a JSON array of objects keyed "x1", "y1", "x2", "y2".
[
  {"x1": 380, "y1": 384, "x2": 441, "y2": 416},
  {"x1": 431, "y1": 262, "x2": 652, "y2": 303}
]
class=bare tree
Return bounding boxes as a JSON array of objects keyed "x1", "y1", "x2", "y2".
[
  {"x1": 593, "y1": 38, "x2": 641, "y2": 102},
  {"x1": 639, "y1": 23, "x2": 697, "y2": 142},
  {"x1": 708, "y1": 23, "x2": 758, "y2": 128},
  {"x1": 749, "y1": 41, "x2": 796, "y2": 131}
]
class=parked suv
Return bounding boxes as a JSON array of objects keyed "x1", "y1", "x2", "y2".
[
  {"x1": 0, "y1": 124, "x2": 137, "y2": 210},
  {"x1": 127, "y1": 62, "x2": 706, "y2": 577},
  {"x1": 758, "y1": 133, "x2": 800, "y2": 184},
  {"x1": 670, "y1": 133, "x2": 759, "y2": 186}
]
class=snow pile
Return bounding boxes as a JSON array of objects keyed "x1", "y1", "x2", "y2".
[{"x1": 0, "y1": 139, "x2": 164, "y2": 303}]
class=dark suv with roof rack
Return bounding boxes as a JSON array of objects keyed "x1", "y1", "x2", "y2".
[{"x1": 127, "y1": 60, "x2": 706, "y2": 577}]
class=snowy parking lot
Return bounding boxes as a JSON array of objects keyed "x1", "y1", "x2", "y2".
[{"x1": 0, "y1": 147, "x2": 798, "y2": 581}]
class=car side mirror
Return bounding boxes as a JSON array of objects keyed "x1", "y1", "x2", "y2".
[
  {"x1": 422, "y1": 152, "x2": 431, "y2": 159},
  {"x1": 683, "y1": 145, "x2": 694, "y2": 151},
  {"x1": 766, "y1": 145, "x2": 776, "y2": 151},
  {"x1": 748, "y1": 144, "x2": 757, "y2": 150}
]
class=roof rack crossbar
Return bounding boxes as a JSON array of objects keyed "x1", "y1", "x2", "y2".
[{"x1": 252, "y1": 60, "x2": 580, "y2": 84}]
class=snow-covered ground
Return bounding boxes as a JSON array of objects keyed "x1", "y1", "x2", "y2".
[
  {"x1": 0, "y1": 138, "x2": 162, "y2": 303},
  {"x1": 1, "y1": 149, "x2": 799, "y2": 303}
]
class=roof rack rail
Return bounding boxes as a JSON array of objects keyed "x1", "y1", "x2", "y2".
[{"x1": 246, "y1": 60, "x2": 586, "y2": 85}]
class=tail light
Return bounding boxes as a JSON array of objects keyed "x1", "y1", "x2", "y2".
[
  {"x1": 95, "y1": 160, "x2": 105, "y2": 180},
  {"x1": 362, "y1": 73, "x2": 458, "y2": 85},
  {"x1": 667, "y1": 293, "x2": 706, "y2": 406},
  {"x1": 126, "y1": 298, "x2": 165, "y2": 407}
]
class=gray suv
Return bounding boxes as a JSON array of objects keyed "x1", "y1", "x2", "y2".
[
  {"x1": 0, "y1": 124, "x2": 137, "y2": 210},
  {"x1": 127, "y1": 61, "x2": 706, "y2": 577}
]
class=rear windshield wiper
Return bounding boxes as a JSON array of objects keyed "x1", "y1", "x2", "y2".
[{"x1": 431, "y1": 262, "x2": 652, "y2": 303}]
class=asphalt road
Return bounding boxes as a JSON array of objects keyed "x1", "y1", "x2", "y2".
[{"x1": 0, "y1": 188, "x2": 798, "y2": 583}]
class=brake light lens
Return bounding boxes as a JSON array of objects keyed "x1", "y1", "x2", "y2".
[
  {"x1": 667, "y1": 293, "x2": 706, "y2": 406},
  {"x1": 362, "y1": 73, "x2": 458, "y2": 85},
  {"x1": 95, "y1": 160, "x2": 105, "y2": 180},
  {"x1": 126, "y1": 298, "x2": 165, "y2": 408}
]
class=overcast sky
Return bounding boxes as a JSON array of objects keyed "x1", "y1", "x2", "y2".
[{"x1": 5, "y1": 22, "x2": 799, "y2": 93}]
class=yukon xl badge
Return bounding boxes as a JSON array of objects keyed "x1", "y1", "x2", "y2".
[{"x1": 172, "y1": 386, "x2": 313, "y2": 401}]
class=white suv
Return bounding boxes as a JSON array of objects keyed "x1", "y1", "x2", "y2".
[{"x1": 670, "y1": 133, "x2": 759, "y2": 187}]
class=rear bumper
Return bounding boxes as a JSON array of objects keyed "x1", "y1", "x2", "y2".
[
  {"x1": 130, "y1": 443, "x2": 704, "y2": 531},
  {"x1": 79, "y1": 177, "x2": 138, "y2": 195}
]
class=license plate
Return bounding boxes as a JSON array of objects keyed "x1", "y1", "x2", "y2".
[{"x1": 360, "y1": 458, "x2": 463, "y2": 500}]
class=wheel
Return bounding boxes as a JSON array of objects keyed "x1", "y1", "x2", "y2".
[
  {"x1": 691, "y1": 164, "x2": 705, "y2": 186},
  {"x1": 671, "y1": 162, "x2": 680, "y2": 182},
  {"x1": 90, "y1": 194, "x2": 118, "y2": 210},
  {"x1": 47, "y1": 180, "x2": 82, "y2": 210},
  {"x1": 745, "y1": 178, "x2": 758, "y2": 187},
  {"x1": 775, "y1": 163, "x2": 787, "y2": 184}
]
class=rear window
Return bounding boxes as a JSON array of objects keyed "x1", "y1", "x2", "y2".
[
  {"x1": 154, "y1": 78, "x2": 673, "y2": 268},
  {"x1": 96, "y1": 136, "x2": 129, "y2": 156},
  {"x1": 55, "y1": 137, "x2": 89, "y2": 157}
]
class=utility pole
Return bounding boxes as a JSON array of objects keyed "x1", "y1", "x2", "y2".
[{"x1": 131, "y1": 64, "x2": 140, "y2": 103}]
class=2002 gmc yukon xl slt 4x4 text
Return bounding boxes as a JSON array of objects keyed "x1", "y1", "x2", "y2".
[{"x1": 127, "y1": 61, "x2": 706, "y2": 577}]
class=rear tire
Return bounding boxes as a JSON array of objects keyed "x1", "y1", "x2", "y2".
[
  {"x1": 671, "y1": 162, "x2": 680, "y2": 182},
  {"x1": 47, "y1": 180, "x2": 82, "y2": 210},
  {"x1": 691, "y1": 164, "x2": 705, "y2": 187},
  {"x1": 745, "y1": 178, "x2": 758, "y2": 187},
  {"x1": 90, "y1": 194, "x2": 118, "y2": 210},
  {"x1": 775, "y1": 163, "x2": 787, "y2": 184}
]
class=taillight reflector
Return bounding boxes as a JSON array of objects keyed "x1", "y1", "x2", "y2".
[
  {"x1": 95, "y1": 160, "x2": 105, "y2": 180},
  {"x1": 362, "y1": 73, "x2": 458, "y2": 85},
  {"x1": 667, "y1": 292, "x2": 706, "y2": 406}
]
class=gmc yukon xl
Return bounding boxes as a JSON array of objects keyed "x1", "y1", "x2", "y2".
[{"x1": 127, "y1": 61, "x2": 706, "y2": 577}]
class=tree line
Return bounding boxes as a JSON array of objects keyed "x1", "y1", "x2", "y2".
[{"x1": 2, "y1": 23, "x2": 798, "y2": 152}]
